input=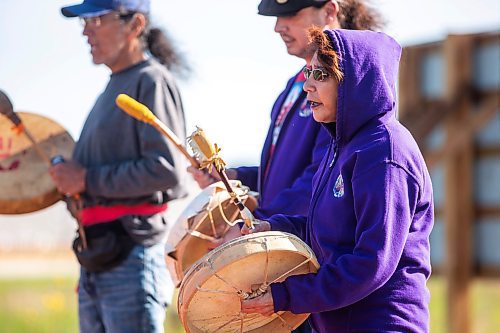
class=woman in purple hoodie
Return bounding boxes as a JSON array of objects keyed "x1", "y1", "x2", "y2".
[{"x1": 240, "y1": 27, "x2": 434, "y2": 333}]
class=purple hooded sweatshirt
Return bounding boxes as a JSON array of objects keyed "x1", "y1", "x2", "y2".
[{"x1": 268, "y1": 29, "x2": 434, "y2": 332}]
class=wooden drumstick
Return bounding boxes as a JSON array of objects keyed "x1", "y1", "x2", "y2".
[
  {"x1": 115, "y1": 94, "x2": 200, "y2": 168},
  {"x1": 0, "y1": 90, "x2": 51, "y2": 165},
  {"x1": 188, "y1": 127, "x2": 256, "y2": 229}
]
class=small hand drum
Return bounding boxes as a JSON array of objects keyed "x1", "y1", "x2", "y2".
[
  {"x1": 0, "y1": 112, "x2": 74, "y2": 214},
  {"x1": 165, "y1": 180, "x2": 257, "y2": 286},
  {"x1": 178, "y1": 231, "x2": 320, "y2": 333}
]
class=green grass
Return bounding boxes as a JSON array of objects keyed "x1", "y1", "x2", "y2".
[
  {"x1": 0, "y1": 278, "x2": 78, "y2": 333},
  {"x1": 0, "y1": 277, "x2": 499, "y2": 333},
  {"x1": 0, "y1": 277, "x2": 184, "y2": 333}
]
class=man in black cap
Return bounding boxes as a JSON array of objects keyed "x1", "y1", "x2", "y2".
[
  {"x1": 189, "y1": 3, "x2": 382, "y2": 330},
  {"x1": 258, "y1": 0, "x2": 331, "y2": 17},
  {"x1": 190, "y1": 0, "x2": 383, "y2": 227}
]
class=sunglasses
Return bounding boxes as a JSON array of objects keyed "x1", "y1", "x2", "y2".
[{"x1": 303, "y1": 67, "x2": 330, "y2": 82}]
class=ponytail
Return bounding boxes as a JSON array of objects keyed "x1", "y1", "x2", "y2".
[
  {"x1": 122, "y1": 12, "x2": 191, "y2": 78},
  {"x1": 140, "y1": 19, "x2": 191, "y2": 79}
]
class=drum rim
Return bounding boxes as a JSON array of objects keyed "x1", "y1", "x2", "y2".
[{"x1": 182, "y1": 231, "x2": 318, "y2": 280}]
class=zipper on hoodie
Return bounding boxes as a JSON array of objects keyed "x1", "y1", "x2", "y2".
[
  {"x1": 310, "y1": 140, "x2": 335, "y2": 205},
  {"x1": 329, "y1": 144, "x2": 339, "y2": 168}
]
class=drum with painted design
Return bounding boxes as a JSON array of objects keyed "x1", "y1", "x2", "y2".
[{"x1": 0, "y1": 112, "x2": 74, "y2": 214}]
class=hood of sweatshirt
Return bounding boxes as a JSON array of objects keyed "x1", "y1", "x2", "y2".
[{"x1": 324, "y1": 29, "x2": 402, "y2": 145}]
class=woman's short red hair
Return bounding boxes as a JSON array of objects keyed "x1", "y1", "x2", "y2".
[{"x1": 307, "y1": 27, "x2": 343, "y2": 82}]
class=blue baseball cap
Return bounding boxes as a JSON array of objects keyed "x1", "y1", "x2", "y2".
[{"x1": 61, "y1": 0, "x2": 150, "y2": 18}]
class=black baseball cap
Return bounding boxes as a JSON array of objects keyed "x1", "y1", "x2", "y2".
[{"x1": 258, "y1": 0, "x2": 329, "y2": 17}]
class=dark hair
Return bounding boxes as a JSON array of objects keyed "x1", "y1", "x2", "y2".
[
  {"x1": 307, "y1": 27, "x2": 343, "y2": 82},
  {"x1": 145, "y1": 27, "x2": 191, "y2": 79},
  {"x1": 122, "y1": 13, "x2": 191, "y2": 79},
  {"x1": 338, "y1": 0, "x2": 385, "y2": 31}
]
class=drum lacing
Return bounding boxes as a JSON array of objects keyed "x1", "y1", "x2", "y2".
[
  {"x1": 191, "y1": 235, "x2": 315, "y2": 332},
  {"x1": 275, "y1": 312, "x2": 295, "y2": 332},
  {"x1": 188, "y1": 191, "x2": 238, "y2": 241},
  {"x1": 204, "y1": 313, "x2": 243, "y2": 333},
  {"x1": 238, "y1": 239, "x2": 271, "y2": 300},
  {"x1": 239, "y1": 240, "x2": 314, "y2": 300},
  {"x1": 210, "y1": 193, "x2": 233, "y2": 228}
]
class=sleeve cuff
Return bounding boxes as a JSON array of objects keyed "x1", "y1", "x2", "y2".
[
  {"x1": 268, "y1": 215, "x2": 293, "y2": 234},
  {"x1": 271, "y1": 282, "x2": 290, "y2": 312}
]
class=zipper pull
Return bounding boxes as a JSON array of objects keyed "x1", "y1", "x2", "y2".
[{"x1": 329, "y1": 146, "x2": 338, "y2": 168}]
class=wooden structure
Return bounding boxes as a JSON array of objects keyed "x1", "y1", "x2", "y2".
[{"x1": 399, "y1": 31, "x2": 500, "y2": 333}]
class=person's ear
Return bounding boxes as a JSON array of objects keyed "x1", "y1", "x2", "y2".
[
  {"x1": 324, "y1": 0, "x2": 340, "y2": 27},
  {"x1": 129, "y1": 13, "x2": 146, "y2": 38}
]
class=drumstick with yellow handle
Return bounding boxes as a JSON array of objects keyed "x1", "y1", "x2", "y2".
[
  {"x1": 115, "y1": 94, "x2": 256, "y2": 229},
  {"x1": 188, "y1": 127, "x2": 256, "y2": 230},
  {"x1": 115, "y1": 93, "x2": 199, "y2": 168}
]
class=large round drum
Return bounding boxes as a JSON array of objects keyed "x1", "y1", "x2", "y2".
[
  {"x1": 0, "y1": 112, "x2": 74, "y2": 214},
  {"x1": 178, "y1": 231, "x2": 320, "y2": 333},
  {"x1": 165, "y1": 180, "x2": 257, "y2": 286}
]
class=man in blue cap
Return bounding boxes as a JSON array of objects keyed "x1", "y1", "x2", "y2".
[{"x1": 52, "y1": 1, "x2": 189, "y2": 332}]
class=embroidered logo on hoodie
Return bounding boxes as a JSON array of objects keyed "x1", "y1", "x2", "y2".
[{"x1": 333, "y1": 174, "x2": 344, "y2": 198}]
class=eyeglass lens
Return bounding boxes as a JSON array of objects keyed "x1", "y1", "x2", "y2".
[
  {"x1": 303, "y1": 67, "x2": 329, "y2": 81},
  {"x1": 79, "y1": 16, "x2": 101, "y2": 27}
]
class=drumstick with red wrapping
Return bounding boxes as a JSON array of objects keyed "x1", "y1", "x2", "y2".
[
  {"x1": 115, "y1": 94, "x2": 199, "y2": 168},
  {"x1": 0, "y1": 90, "x2": 87, "y2": 249},
  {"x1": 187, "y1": 127, "x2": 256, "y2": 230}
]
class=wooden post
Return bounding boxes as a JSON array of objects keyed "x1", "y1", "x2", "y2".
[
  {"x1": 443, "y1": 34, "x2": 474, "y2": 333},
  {"x1": 398, "y1": 47, "x2": 421, "y2": 119}
]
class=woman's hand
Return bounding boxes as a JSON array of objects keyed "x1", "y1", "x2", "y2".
[
  {"x1": 241, "y1": 292, "x2": 275, "y2": 317},
  {"x1": 187, "y1": 166, "x2": 238, "y2": 189},
  {"x1": 207, "y1": 224, "x2": 242, "y2": 250},
  {"x1": 187, "y1": 166, "x2": 220, "y2": 189},
  {"x1": 241, "y1": 219, "x2": 271, "y2": 235}
]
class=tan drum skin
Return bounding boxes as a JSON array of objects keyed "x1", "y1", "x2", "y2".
[
  {"x1": 0, "y1": 112, "x2": 74, "y2": 214},
  {"x1": 178, "y1": 231, "x2": 320, "y2": 333},
  {"x1": 165, "y1": 180, "x2": 258, "y2": 286}
]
